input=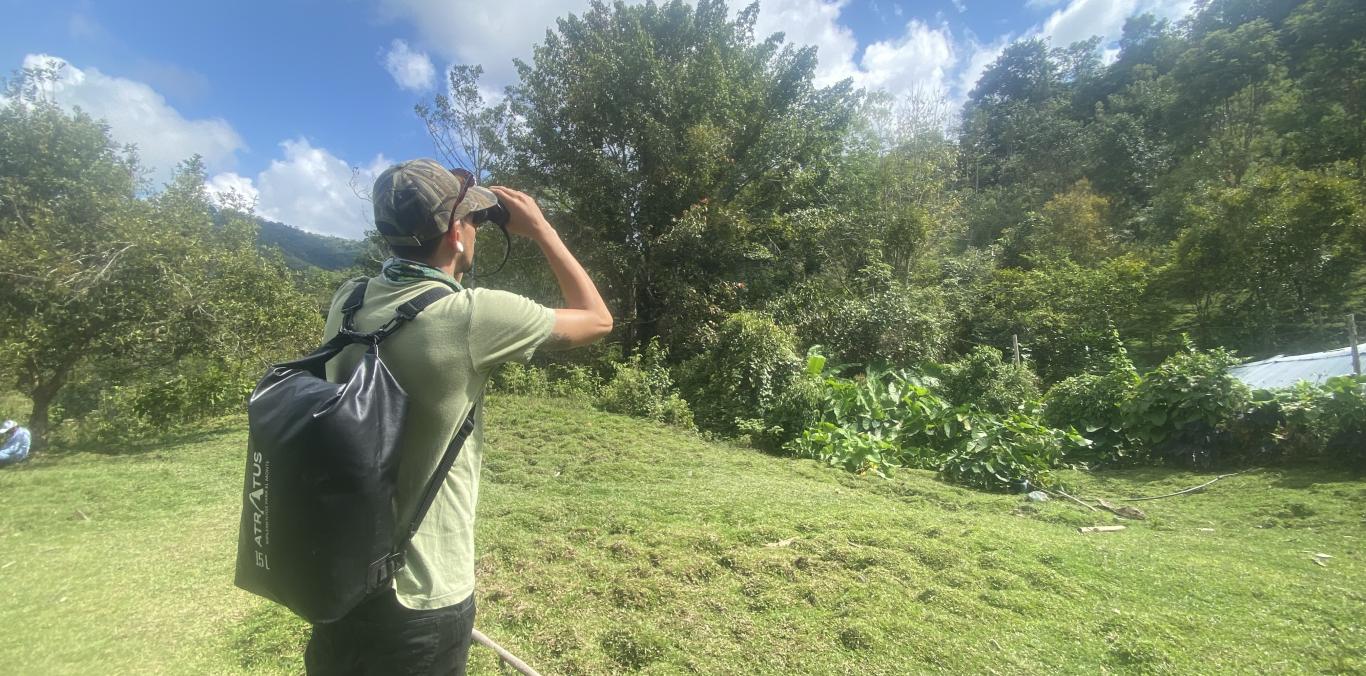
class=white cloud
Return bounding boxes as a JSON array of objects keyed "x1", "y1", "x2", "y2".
[
  {"x1": 1041, "y1": 0, "x2": 1140, "y2": 48},
  {"x1": 378, "y1": 0, "x2": 958, "y2": 105},
  {"x1": 67, "y1": 11, "x2": 108, "y2": 41},
  {"x1": 855, "y1": 21, "x2": 956, "y2": 95},
  {"x1": 19, "y1": 54, "x2": 243, "y2": 185},
  {"x1": 206, "y1": 172, "x2": 260, "y2": 208},
  {"x1": 752, "y1": 0, "x2": 957, "y2": 98},
  {"x1": 752, "y1": 0, "x2": 860, "y2": 87},
  {"x1": 1041, "y1": 0, "x2": 1195, "y2": 49},
  {"x1": 383, "y1": 39, "x2": 436, "y2": 91},
  {"x1": 215, "y1": 138, "x2": 389, "y2": 239},
  {"x1": 956, "y1": 0, "x2": 1194, "y2": 103},
  {"x1": 376, "y1": 0, "x2": 590, "y2": 86},
  {"x1": 373, "y1": 0, "x2": 1198, "y2": 125}
]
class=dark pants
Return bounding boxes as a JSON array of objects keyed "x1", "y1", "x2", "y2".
[{"x1": 305, "y1": 590, "x2": 476, "y2": 676}]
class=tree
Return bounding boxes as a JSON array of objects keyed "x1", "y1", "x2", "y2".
[
  {"x1": 505, "y1": 0, "x2": 857, "y2": 353},
  {"x1": 1283, "y1": 0, "x2": 1366, "y2": 171},
  {"x1": 959, "y1": 39, "x2": 1095, "y2": 244},
  {"x1": 1004, "y1": 179, "x2": 1115, "y2": 265},
  {"x1": 0, "y1": 81, "x2": 148, "y2": 447},
  {"x1": 1166, "y1": 163, "x2": 1365, "y2": 356},
  {"x1": 0, "y1": 70, "x2": 319, "y2": 448},
  {"x1": 968, "y1": 256, "x2": 1156, "y2": 383},
  {"x1": 826, "y1": 90, "x2": 961, "y2": 279},
  {"x1": 416, "y1": 64, "x2": 510, "y2": 180}
]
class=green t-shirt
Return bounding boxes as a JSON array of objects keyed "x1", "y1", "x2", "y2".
[{"x1": 323, "y1": 275, "x2": 555, "y2": 610}]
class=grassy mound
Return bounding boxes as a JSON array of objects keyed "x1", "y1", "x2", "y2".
[{"x1": 0, "y1": 395, "x2": 1362, "y2": 674}]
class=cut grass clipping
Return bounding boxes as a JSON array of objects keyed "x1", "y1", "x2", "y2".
[{"x1": 0, "y1": 395, "x2": 1362, "y2": 673}]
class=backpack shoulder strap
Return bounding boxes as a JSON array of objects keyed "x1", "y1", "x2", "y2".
[
  {"x1": 340, "y1": 279, "x2": 369, "y2": 333},
  {"x1": 408, "y1": 404, "x2": 476, "y2": 542},
  {"x1": 393, "y1": 285, "x2": 454, "y2": 322},
  {"x1": 341, "y1": 280, "x2": 455, "y2": 344},
  {"x1": 382, "y1": 403, "x2": 478, "y2": 580}
]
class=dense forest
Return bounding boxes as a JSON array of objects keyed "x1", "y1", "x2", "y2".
[
  {"x1": 3, "y1": 0, "x2": 1363, "y2": 477},
  {"x1": 417, "y1": 0, "x2": 1363, "y2": 382}
]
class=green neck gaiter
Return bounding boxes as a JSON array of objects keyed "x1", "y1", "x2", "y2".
[{"x1": 380, "y1": 257, "x2": 464, "y2": 293}]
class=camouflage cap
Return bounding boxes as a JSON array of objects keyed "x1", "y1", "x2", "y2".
[{"x1": 372, "y1": 159, "x2": 498, "y2": 247}]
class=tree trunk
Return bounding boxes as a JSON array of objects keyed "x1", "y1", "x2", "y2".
[
  {"x1": 25, "y1": 354, "x2": 80, "y2": 452},
  {"x1": 27, "y1": 390, "x2": 53, "y2": 452}
]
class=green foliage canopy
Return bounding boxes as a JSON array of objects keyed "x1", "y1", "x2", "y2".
[{"x1": 506, "y1": 0, "x2": 858, "y2": 353}]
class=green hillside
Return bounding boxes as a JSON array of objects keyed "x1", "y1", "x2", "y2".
[
  {"x1": 254, "y1": 217, "x2": 366, "y2": 271},
  {"x1": 0, "y1": 395, "x2": 1362, "y2": 674}
]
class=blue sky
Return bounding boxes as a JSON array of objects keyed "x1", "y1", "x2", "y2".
[{"x1": 1, "y1": 0, "x2": 1195, "y2": 238}]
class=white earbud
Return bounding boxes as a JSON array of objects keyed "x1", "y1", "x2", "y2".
[{"x1": 456, "y1": 241, "x2": 466, "y2": 254}]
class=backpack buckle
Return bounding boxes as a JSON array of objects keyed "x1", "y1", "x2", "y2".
[{"x1": 365, "y1": 552, "x2": 407, "y2": 592}]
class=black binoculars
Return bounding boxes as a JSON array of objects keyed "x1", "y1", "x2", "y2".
[{"x1": 470, "y1": 202, "x2": 510, "y2": 229}]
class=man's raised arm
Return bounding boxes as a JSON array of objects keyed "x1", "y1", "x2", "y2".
[{"x1": 489, "y1": 186, "x2": 613, "y2": 350}]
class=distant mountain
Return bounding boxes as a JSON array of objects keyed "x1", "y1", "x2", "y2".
[{"x1": 255, "y1": 218, "x2": 366, "y2": 271}]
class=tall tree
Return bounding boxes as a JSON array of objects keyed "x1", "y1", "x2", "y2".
[
  {"x1": 506, "y1": 0, "x2": 857, "y2": 353},
  {"x1": 0, "y1": 80, "x2": 147, "y2": 447},
  {"x1": 416, "y1": 64, "x2": 510, "y2": 180},
  {"x1": 0, "y1": 70, "x2": 318, "y2": 447}
]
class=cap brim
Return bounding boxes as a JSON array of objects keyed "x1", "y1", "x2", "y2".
[{"x1": 452, "y1": 186, "x2": 498, "y2": 221}]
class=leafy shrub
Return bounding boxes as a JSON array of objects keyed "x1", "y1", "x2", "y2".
[
  {"x1": 56, "y1": 384, "x2": 156, "y2": 445},
  {"x1": 937, "y1": 345, "x2": 1041, "y2": 414},
  {"x1": 771, "y1": 262, "x2": 951, "y2": 368},
  {"x1": 745, "y1": 355, "x2": 827, "y2": 451},
  {"x1": 789, "y1": 422, "x2": 908, "y2": 477},
  {"x1": 967, "y1": 256, "x2": 1154, "y2": 384},
  {"x1": 492, "y1": 363, "x2": 551, "y2": 396},
  {"x1": 938, "y1": 411, "x2": 1088, "y2": 491},
  {"x1": 1234, "y1": 376, "x2": 1366, "y2": 468},
  {"x1": 130, "y1": 359, "x2": 257, "y2": 428},
  {"x1": 495, "y1": 362, "x2": 605, "y2": 400},
  {"x1": 785, "y1": 360, "x2": 1085, "y2": 489},
  {"x1": 52, "y1": 358, "x2": 258, "y2": 446},
  {"x1": 598, "y1": 340, "x2": 694, "y2": 429},
  {"x1": 1122, "y1": 341, "x2": 1249, "y2": 467},
  {"x1": 547, "y1": 364, "x2": 603, "y2": 400},
  {"x1": 785, "y1": 365, "x2": 953, "y2": 477},
  {"x1": 1043, "y1": 346, "x2": 1141, "y2": 464},
  {"x1": 1318, "y1": 376, "x2": 1366, "y2": 467},
  {"x1": 676, "y1": 311, "x2": 805, "y2": 441}
]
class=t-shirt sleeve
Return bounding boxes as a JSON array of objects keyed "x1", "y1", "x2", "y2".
[{"x1": 468, "y1": 288, "x2": 557, "y2": 374}]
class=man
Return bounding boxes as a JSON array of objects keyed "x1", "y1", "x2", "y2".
[
  {"x1": 305, "y1": 159, "x2": 612, "y2": 675},
  {"x1": 0, "y1": 420, "x2": 31, "y2": 467}
]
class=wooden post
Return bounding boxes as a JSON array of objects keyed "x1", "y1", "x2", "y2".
[
  {"x1": 473, "y1": 629, "x2": 541, "y2": 676},
  {"x1": 1011, "y1": 334, "x2": 1021, "y2": 367},
  {"x1": 1350, "y1": 314, "x2": 1362, "y2": 376}
]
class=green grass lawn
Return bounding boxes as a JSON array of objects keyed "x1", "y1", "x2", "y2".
[{"x1": 1, "y1": 395, "x2": 1363, "y2": 674}]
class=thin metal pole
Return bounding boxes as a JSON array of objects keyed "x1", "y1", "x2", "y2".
[
  {"x1": 473, "y1": 628, "x2": 542, "y2": 676},
  {"x1": 1011, "y1": 334, "x2": 1021, "y2": 367},
  {"x1": 1349, "y1": 314, "x2": 1361, "y2": 376}
]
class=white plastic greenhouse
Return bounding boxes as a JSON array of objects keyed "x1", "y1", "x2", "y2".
[{"x1": 1229, "y1": 343, "x2": 1365, "y2": 389}]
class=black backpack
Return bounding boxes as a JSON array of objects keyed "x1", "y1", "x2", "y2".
[{"x1": 234, "y1": 279, "x2": 475, "y2": 624}]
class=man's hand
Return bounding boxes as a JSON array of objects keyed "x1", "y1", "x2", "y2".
[{"x1": 489, "y1": 186, "x2": 553, "y2": 241}]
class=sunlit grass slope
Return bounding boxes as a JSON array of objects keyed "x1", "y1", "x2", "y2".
[{"x1": 0, "y1": 395, "x2": 1362, "y2": 674}]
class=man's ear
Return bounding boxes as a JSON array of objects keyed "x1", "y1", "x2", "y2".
[{"x1": 444, "y1": 221, "x2": 463, "y2": 247}]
